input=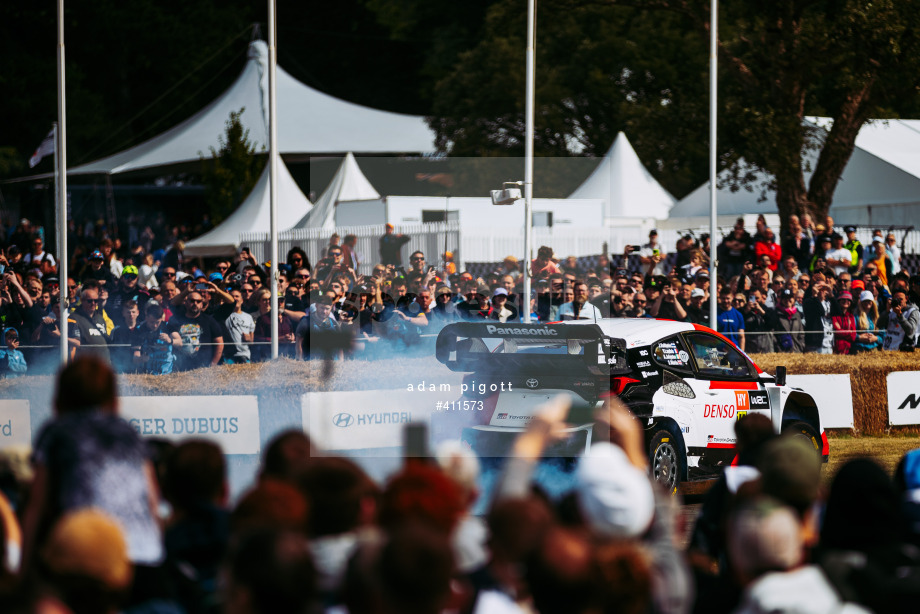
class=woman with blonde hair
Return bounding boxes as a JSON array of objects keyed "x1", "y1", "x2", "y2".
[{"x1": 852, "y1": 290, "x2": 883, "y2": 353}]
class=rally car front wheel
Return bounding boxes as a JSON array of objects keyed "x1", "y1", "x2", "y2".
[{"x1": 649, "y1": 430, "x2": 684, "y2": 495}]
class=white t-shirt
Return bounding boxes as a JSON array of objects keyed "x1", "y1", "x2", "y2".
[
  {"x1": 825, "y1": 247, "x2": 852, "y2": 276},
  {"x1": 638, "y1": 242, "x2": 667, "y2": 276},
  {"x1": 224, "y1": 310, "x2": 255, "y2": 359}
]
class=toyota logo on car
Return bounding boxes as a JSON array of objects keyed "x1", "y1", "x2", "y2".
[{"x1": 526, "y1": 378, "x2": 539, "y2": 389}]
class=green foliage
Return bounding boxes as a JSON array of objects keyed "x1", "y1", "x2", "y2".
[
  {"x1": 200, "y1": 109, "x2": 265, "y2": 225},
  {"x1": 414, "y1": 0, "x2": 711, "y2": 198}
]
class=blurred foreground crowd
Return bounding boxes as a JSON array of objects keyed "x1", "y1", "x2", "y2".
[
  {"x1": 2, "y1": 356, "x2": 920, "y2": 614},
  {"x1": 1, "y1": 213, "x2": 919, "y2": 377}
]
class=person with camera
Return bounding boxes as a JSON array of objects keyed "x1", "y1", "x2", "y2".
[
  {"x1": 649, "y1": 281, "x2": 687, "y2": 322},
  {"x1": 770, "y1": 288, "x2": 806, "y2": 352},
  {"x1": 638, "y1": 230, "x2": 668, "y2": 276},
  {"x1": 882, "y1": 290, "x2": 919, "y2": 351},
  {"x1": 803, "y1": 274, "x2": 835, "y2": 354},
  {"x1": 132, "y1": 301, "x2": 181, "y2": 374},
  {"x1": 220, "y1": 287, "x2": 256, "y2": 364},
  {"x1": 740, "y1": 289, "x2": 772, "y2": 353}
]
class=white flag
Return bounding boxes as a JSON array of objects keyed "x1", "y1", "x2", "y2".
[{"x1": 29, "y1": 129, "x2": 55, "y2": 168}]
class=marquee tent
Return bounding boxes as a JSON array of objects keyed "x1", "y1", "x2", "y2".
[
  {"x1": 568, "y1": 132, "x2": 675, "y2": 220},
  {"x1": 184, "y1": 158, "x2": 312, "y2": 257},
  {"x1": 289, "y1": 153, "x2": 380, "y2": 230},
  {"x1": 69, "y1": 41, "x2": 436, "y2": 176},
  {"x1": 669, "y1": 119, "x2": 920, "y2": 226}
]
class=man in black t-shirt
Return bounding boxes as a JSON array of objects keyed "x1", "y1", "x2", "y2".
[{"x1": 167, "y1": 291, "x2": 224, "y2": 371}]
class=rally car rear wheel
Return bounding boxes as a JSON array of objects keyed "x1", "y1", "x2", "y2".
[{"x1": 650, "y1": 430, "x2": 683, "y2": 495}]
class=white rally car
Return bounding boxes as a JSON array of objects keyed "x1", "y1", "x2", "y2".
[{"x1": 432, "y1": 319, "x2": 828, "y2": 493}]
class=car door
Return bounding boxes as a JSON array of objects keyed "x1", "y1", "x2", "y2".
[
  {"x1": 679, "y1": 332, "x2": 770, "y2": 456},
  {"x1": 648, "y1": 334, "x2": 700, "y2": 447}
]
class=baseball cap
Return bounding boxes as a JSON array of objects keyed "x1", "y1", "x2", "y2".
[
  {"x1": 4, "y1": 327, "x2": 18, "y2": 339},
  {"x1": 844, "y1": 225, "x2": 857, "y2": 234},
  {"x1": 208, "y1": 272, "x2": 224, "y2": 282},
  {"x1": 820, "y1": 235, "x2": 832, "y2": 244},
  {"x1": 850, "y1": 280, "x2": 865, "y2": 291},
  {"x1": 43, "y1": 276, "x2": 60, "y2": 286},
  {"x1": 122, "y1": 265, "x2": 139, "y2": 277},
  {"x1": 691, "y1": 288, "x2": 705, "y2": 298},
  {"x1": 615, "y1": 268, "x2": 629, "y2": 278},
  {"x1": 90, "y1": 250, "x2": 104, "y2": 260},
  {"x1": 576, "y1": 442, "x2": 655, "y2": 538},
  {"x1": 493, "y1": 287, "x2": 508, "y2": 296},
  {"x1": 385, "y1": 223, "x2": 394, "y2": 229},
  {"x1": 837, "y1": 291, "x2": 853, "y2": 301},
  {"x1": 873, "y1": 236, "x2": 885, "y2": 244},
  {"x1": 859, "y1": 290, "x2": 875, "y2": 303}
]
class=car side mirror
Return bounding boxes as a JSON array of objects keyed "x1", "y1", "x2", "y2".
[{"x1": 775, "y1": 365, "x2": 786, "y2": 387}]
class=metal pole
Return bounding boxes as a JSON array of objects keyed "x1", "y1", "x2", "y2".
[
  {"x1": 708, "y1": 0, "x2": 719, "y2": 327},
  {"x1": 523, "y1": 0, "x2": 536, "y2": 323},
  {"x1": 56, "y1": 1, "x2": 69, "y2": 365},
  {"x1": 268, "y1": 0, "x2": 280, "y2": 359}
]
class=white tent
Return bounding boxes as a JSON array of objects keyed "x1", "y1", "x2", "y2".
[
  {"x1": 184, "y1": 158, "x2": 312, "y2": 257},
  {"x1": 69, "y1": 41, "x2": 435, "y2": 175},
  {"x1": 289, "y1": 153, "x2": 380, "y2": 230},
  {"x1": 568, "y1": 132, "x2": 675, "y2": 220},
  {"x1": 669, "y1": 119, "x2": 920, "y2": 226}
]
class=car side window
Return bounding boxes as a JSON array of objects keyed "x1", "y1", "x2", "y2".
[
  {"x1": 651, "y1": 335, "x2": 693, "y2": 374},
  {"x1": 685, "y1": 333, "x2": 754, "y2": 379}
]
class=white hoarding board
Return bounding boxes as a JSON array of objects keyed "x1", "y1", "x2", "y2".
[
  {"x1": 786, "y1": 374, "x2": 854, "y2": 429},
  {"x1": 0, "y1": 400, "x2": 31, "y2": 448},
  {"x1": 120, "y1": 396, "x2": 260, "y2": 454},
  {"x1": 887, "y1": 372, "x2": 920, "y2": 426},
  {"x1": 303, "y1": 390, "x2": 446, "y2": 451}
]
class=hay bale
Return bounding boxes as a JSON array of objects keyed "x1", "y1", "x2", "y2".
[{"x1": 752, "y1": 352, "x2": 920, "y2": 435}]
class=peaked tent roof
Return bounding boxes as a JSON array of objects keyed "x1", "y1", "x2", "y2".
[
  {"x1": 70, "y1": 41, "x2": 436, "y2": 175},
  {"x1": 184, "y1": 158, "x2": 313, "y2": 257},
  {"x1": 568, "y1": 132, "x2": 675, "y2": 219},
  {"x1": 669, "y1": 118, "x2": 920, "y2": 219},
  {"x1": 289, "y1": 153, "x2": 380, "y2": 230}
]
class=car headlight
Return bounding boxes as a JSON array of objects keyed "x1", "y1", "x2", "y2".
[{"x1": 661, "y1": 371, "x2": 696, "y2": 399}]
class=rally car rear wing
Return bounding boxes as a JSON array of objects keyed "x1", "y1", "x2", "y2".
[{"x1": 435, "y1": 322, "x2": 630, "y2": 375}]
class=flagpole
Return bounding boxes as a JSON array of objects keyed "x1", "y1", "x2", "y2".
[
  {"x1": 57, "y1": 0, "x2": 69, "y2": 365},
  {"x1": 522, "y1": 0, "x2": 536, "y2": 323},
  {"x1": 268, "y1": 0, "x2": 279, "y2": 359},
  {"x1": 708, "y1": 0, "x2": 719, "y2": 327}
]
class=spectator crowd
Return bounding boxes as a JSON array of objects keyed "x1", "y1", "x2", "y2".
[
  {"x1": 1, "y1": 356, "x2": 920, "y2": 614},
  {"x1": 1, "y1": 213, "x2": 918, "y2": 377}
]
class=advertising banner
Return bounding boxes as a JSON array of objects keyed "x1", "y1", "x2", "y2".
[
  {"x1": 786, "y1": 374, "x2": 854, "y2": 429},
  {"x1": 0, "y1": 400, "x2": 31, "y2": 449},
  {"x1": 887, "y1": 372, "x2": 920, "y2": 426},
  {"x1": 120, "y1": 396, "x2": 261, "y2": 454}
]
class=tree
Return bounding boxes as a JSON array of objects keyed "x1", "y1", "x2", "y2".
[
  {"x1": 416, "y1": 0, "x2": 712, "y2": 198},
  {"x1": 417, "y1": 0, "x2": 920, "y2": 229},
  {"x1": 200, "y1": 109, "x2": 265, "y2": 225}
]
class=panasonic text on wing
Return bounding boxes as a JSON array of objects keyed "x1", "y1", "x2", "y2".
[{"x1": 486, "y1": 325, "x2": 559, "y2": 336}]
